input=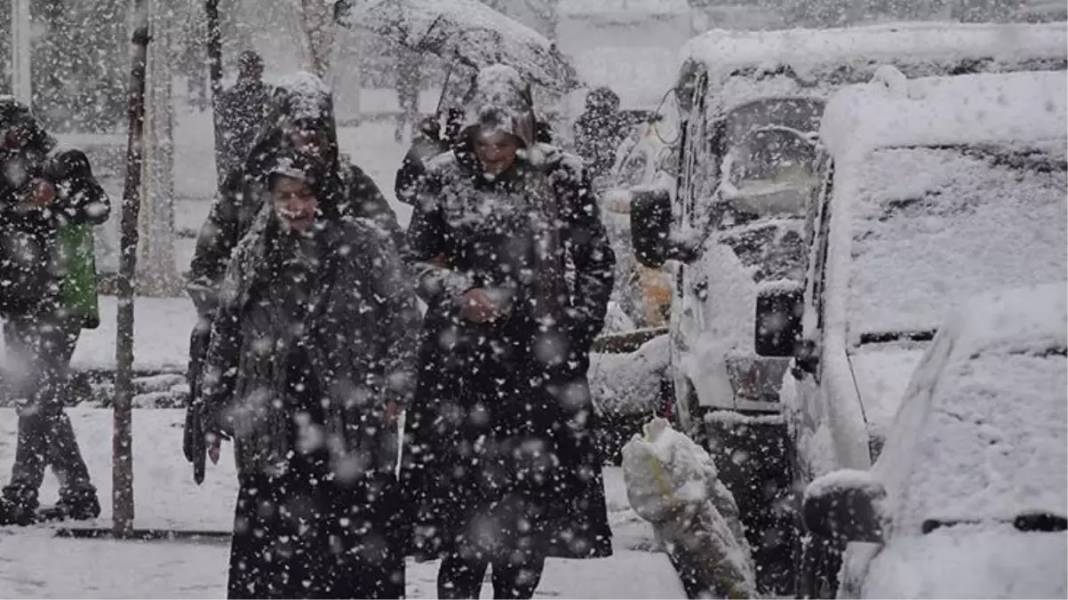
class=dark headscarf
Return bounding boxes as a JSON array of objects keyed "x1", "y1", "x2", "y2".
[
  {"x1": 0, "y1": 96, "x2": 55, "y2": 159},
  {"x1": 243, "y1": 73, "x2": 345, "y2": 217}
]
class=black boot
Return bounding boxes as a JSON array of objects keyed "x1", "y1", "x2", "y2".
[
  {"x1": 38, "y1": 489, "x2": 101, "y2": 522},
  {"x1": 0, "y1": 495, "x2": 38, "y2": 526}
]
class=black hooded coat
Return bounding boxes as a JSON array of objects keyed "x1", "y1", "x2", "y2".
[
  {"x1": 184, "y1": 74, "x2": 405, "y2": 478},
  {"x1": 189, "y1": 73, "x2": 403, "y2": 317},
  {"x1": 197, "y1": 147, "x2": 421, "y2": 597},
  {"x1": 401, "y1": 66, "x2": 616, "y2": 562}
]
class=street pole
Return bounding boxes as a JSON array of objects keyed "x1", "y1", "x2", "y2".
[
  {"x1": 10, "y1": 0, "x2": 31, "y2": 106},
  {"x1": 115, "y1": 0, "x2": 150, "y2": 539},
  {"x1": 205, "y1": 0, "x2": 223, "y2": 188}
]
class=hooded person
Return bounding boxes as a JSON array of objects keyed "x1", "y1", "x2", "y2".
[
  {"x1": 0, "y1": 96, "x2": 111, "y2": 525},
  {"x1": 185, "y1": 72, "x2": 404, "y2": 480},
  {"x1": 401, "y1": 65, "x2": 616, "y2": 599},
  {"x1": 190, "y1": 71, "x2": 404, "y2": 317},
  {"x1": 214, "y1": 50, "x2": 274, "y2": 185},
  {"x1": 197, "y1": 146, "x2": 422, "y2": 598},
  {"x1": 572, "y1": 86, "x2": 627, "y2": 182}
]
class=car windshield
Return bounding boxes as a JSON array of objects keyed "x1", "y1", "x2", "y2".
[
  {"x1": 725, "y1": 128, "x2": 820, "y2": 208},
  {"x1": 715, "y1": 98, "x2": 824, "y2": 220},
  {"x1": 721, "y1": 97, "x2": 824, "y2": 149},
  {"x1": 848, "y1": 143, "x2": 1068, "y2": 343}
]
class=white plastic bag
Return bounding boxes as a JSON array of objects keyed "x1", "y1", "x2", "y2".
[{"x1": 622, "y1": 418, "x2": 758, "y2": 599}]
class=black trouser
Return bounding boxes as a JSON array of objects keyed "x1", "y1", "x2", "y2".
[
  {"x1": 2, "y1": 311, "x2": 94, "y2": 508},
  {"x1": 228, "y1": 454, "x2": 405, "y2": 599},
  {"x1": 438, "y1": 549, "x2": 546, "y2": 600}
]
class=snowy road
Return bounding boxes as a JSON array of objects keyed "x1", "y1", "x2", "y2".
[{"x1": 0, "y1": 408, "x2": 686, "y2": 599}]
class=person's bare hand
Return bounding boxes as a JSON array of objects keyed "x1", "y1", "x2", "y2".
[
  {"x1": 384, "y1": 400, "x2": 403, "y2": 427},
  {"x1": 459, "y1": 288, "x2": 503, "y2": 323},
  {"x1": 27, "y1": 178, "x2": 56, "y2": 207},
  {"x1": 206, "y1": 432, "x2": 223, "y2": 465}
]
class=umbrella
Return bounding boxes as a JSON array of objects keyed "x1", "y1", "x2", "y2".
[{"x1": 341, "y1": 0, "x2": 580, "y2": 93}]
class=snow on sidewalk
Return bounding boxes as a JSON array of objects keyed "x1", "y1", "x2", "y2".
[
  {"x1": 67, "y1": 296, "x2": 198, "y2": 373},
  {"x1": 0, "y1": 408, "x2": 686, "y2": 599}
]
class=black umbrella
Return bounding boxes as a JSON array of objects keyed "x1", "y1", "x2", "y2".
[{"x1": 341, "y1": 0, "x2": 580, "y2": 93}]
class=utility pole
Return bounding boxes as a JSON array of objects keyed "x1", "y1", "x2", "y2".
[
  {"x1": 205, "y1": 0, "x2": 223, "y2": 188},
  {"x1": 115, "y1": 0, "x2": 151, "y2": 539},
  {"x1": 137, "y1": 0, "x2": 178, "y2": 296},
  {"x1": 10, "y1": 0, "x2": 31, "y2": 105}
]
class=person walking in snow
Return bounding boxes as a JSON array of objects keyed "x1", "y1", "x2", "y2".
[
  {"x1": 184, "y1": 73, "x2": 404, "y2": 481},
  {"x1": 393, "y1": 111, "x2": 457, "y2": 206},
  {"x1": 572, "y1": 86, "x2": 629, "y2": 183},
  {"x1": 401, "y1": 64, "x2": 617, "y2": 599},
  {"x1": 214, "y1": 50, "x2": 274, "y2": 186},
  {"x1": 0, "y1": 97, "x2": 110, "y2": 525},
  {"x1": 197, "y1": 145, "x2": 421, "y2": 598}
]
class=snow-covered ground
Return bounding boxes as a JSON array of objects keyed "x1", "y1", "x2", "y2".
[{"x1": 0, "y1": 408, "x2": 685, "y2": 599}]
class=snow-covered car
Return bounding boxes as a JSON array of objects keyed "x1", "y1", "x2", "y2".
[
  {"x1": 776, "y1": 69, "x2": 1067, "y2": 595},
  {"x1": 803, "y1": 283, "x2": 1067, "y2": 598},
  {"x1": 629, "y1": 22, "x2": 1067, "y2": 594}
]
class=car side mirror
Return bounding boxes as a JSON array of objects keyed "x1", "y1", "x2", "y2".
[
  {"x1": 792, "y1": 338, "x2": 820, "y2": 379},
  {"x1": 754, "y1": 286, "x2": 803, "y2": 357},
  {"x1": 804, "y1": 470, "x2": 886, "y2": 544},
  {"x1": 630, "y1": 186, "x2": 674, "y2": 268}
]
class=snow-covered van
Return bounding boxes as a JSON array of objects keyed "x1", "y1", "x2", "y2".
[
  {"x1": 629, "y1": 22, "x2": 1066, "y2": 594},
  {"x1": 803, "y1": 283, "x2": 1067, "y2": 598},
  {"x1": 785, "y1": 69, "x2": 1067, "y2": 594},
  {"x1": 641, "y1": 21, "x2": 1067, "y2": 425}
]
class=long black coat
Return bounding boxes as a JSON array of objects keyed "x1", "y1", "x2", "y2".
[
  {"x1": 200, "y1": 208, "x2": 421, "y2": 477},
  {"x1": 401, "y1": 136, "x2": 617, "y2": 561},
  {"x1": 200, "y1": 210, "x2": 420, "y2": 598}
]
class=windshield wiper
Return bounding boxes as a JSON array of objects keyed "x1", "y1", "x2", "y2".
[
  {"x1": 922, "y1": 512, "x2": 1068, "y2": 534},
  {"x1": 859, "y1": 330, "x2": 936, "y2": 345}
]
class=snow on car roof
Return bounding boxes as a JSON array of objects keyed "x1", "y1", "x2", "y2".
[
  {"x1": 821, "y1": 70, "x2": 1068, "y2": 156},
  {"x1": 558, "y1": 0, "x2": 691, "y2": 19},
  {"x1": 874, "y1": 282, "x2": 1068, "y2": 534},
  {"x1": 681, "y1": 21, "x2": 1067, "y2": 83}
]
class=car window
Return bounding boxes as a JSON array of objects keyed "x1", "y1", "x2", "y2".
[
  {"x1": 846, "y1": 142, "x2": 1068, "y2": 342},
  {"x1": 721, "y1": 97, "x2": 824, "y2": 149}
]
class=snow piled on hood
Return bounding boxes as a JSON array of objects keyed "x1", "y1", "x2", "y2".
[
  {"x1": 843, "y1": 142, "x2": 1066, "y2": 339},
  {"x1": 863, "y1": 523, "x2": 1067, "y2": 598},
  {"x1": 874, "y1": 283, "x2": 1067, "y2": 535}
]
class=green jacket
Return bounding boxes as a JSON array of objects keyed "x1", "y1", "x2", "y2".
[{"x1": 58, "y1": 222, "x2": 100, "y2": 329}]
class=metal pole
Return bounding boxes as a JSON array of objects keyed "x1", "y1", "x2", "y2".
[
  {"x1": 205, "y1": 0, "x2": 224, "y2": 188},
  {"x1": 11, "y1": 0, "x2": 31, "y2": 106},
  {"x1": 114, "y1": 0, "x2": 150, "y2": 539}
]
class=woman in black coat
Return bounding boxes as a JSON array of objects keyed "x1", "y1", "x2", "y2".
[
  {"x1": 198, "y1": 150, "x2": 421, "y2": 599},
  {"x1": 402, "y1": 65, "x2": 617, "y2": 599}
]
